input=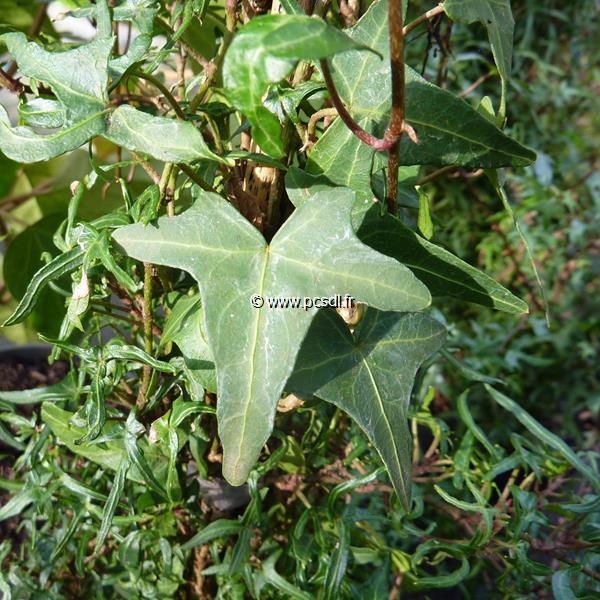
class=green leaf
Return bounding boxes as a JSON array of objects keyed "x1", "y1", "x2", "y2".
[
  {"x1": 223, "y1": 14, "x2": 369, "y2": 156},
  {"x1": 94, "y1": 459, "x2": 130, "y2": 554},
  {"x1": 124, "y1": 432, "x2": 168, "y2": 498},
  {"x1": 0, "y1": 375, "x2": 81, "y2": 405},
  {"x1": 165, "y1": 294, "x2": 216, "y2": 394},
  {"x1": 288, "y1": 310, "x2": 445, "y2": 507},
  {"x1": 357, "y1": 206, "x2": 529, "y2": 314},
  {"x1": 262, "y1": 551, "x2": 313, "y2": 600},
  {"x1": 485, "y1": 385, "x2": 600, "y2": 493},
  {"x1": 443, "y1": 0, "x2": 514, "y2": 80},
  {"x1": 51, "y1": 508, "x2": 85, "y2": 562},
  {"x1": 41, "y1": 403, "x2": 123, "y2": 471},
  {"x1": 0, "y1": 6, "x2": 113, "y2": 162},
  {"x1": 551, "y1": 570, "x2": 577, "y2": 600},
  {"x1": 109, "y1": 0, "x2": 158, "y2": 78},
  {"x1": 76, "y1": 369, "x2": 106, "y2": 445},
  {"x1": 0, "y1": 487, "x2": 35, "y2": 522},
  {"x1": 3, "y1": 214, "x2": 78, "y2": 336},
  {"x1": 105, "y1": 105, "x2": 227, "y2": 164},
  {"x1": 3, "y1": 246, "x2": 85, "y2": 327},
  {"x1": 0, "y1": 104, "x2": 107, "y2": 164},
  {"x1": 457, "y1": 391, "x2": 502, "y2": 460},
  {"x1": 181, "y1": 518, "x2": 243, "y2": 550},
  {"x1": 104, "y1": 343, "x2": 177, "y2": 373},
  {"x1": 324, "y1": 521, "x2": 350, "y2": 600},
  {"x1": 417, "y1": 188, "x2": 433, "y2": 240},
  {"x1": 19, "y1": 98, "x2": 66, "y2": 128},
  {"x1": 0, "y1": 32, "x2": 111, "y2": 120},
  {"x1": 306, "y1": 0, "x2": 535, "y2": 200},
  {"x1": 113, "y1": 187, "x2": 430, "y2": 486},
  {"x1": 42, "y1": 403, "x2": 169, "y2": 486}
]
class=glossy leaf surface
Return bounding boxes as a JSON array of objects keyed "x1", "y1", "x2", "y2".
[{"x1": 223, "y1": 14, "x2": 368, "y2": 156}]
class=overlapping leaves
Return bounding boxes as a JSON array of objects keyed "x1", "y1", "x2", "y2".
[
  {"x1": 306, "y1": 0, "x2": 534, "y2": 199},
  {"x1": 223, "y1": 14, "x2": 371, "y2": 156},
  {"x1": 113, "y1": 187, "x2": 431, "y2": 486},
  {"x1": 0, "y1": 0, "x2": 222, "y2": 164}
]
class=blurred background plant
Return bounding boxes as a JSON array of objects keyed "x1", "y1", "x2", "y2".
[{"x1": 0, "y1": 0, "x2": 598, "y2": 598}]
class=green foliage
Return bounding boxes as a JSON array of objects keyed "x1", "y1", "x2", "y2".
[{"x1": 0, "y1": 0, "x2": 597, "y2": 597}]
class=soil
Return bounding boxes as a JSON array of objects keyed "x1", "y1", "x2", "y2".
[{"x1": 0, "y1": 351, "x2": 69, "y2": 392}]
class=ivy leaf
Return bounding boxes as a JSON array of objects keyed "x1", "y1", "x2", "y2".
[
  {"x1": 357, "y1": 206, "x2": 529, "y2": 314},
  {"x1": 18, "y1": 98, "x2": 66, "y2": 128},
  {"x1": 162, "y1": 294, "x2": 217, "y2": 394},
  {"x1": 307, "y1": 0, "x2": 535, "y2": 199},
  {"x1": 105, "y1": 105, "x2": 228, "y2": 164},
  {"x1": 286, "y1": 181, "x2": 528, "y2": 314},
  {"x1": 70, "y1": 0, "x2": 159, "y2": 79},
  {"x1": 0, "y1": 0, "x2": 113, "y2": 162},
  {"x1": 287, "y1": 309, "x2": 445, "y2": 508},
  {"x1": 113, "y1": 187, "x2": 431, "y2": 486},
  {"x1": 0, "y1": 30, "x2": 112, "y2": 122},
  {"x1": 0, "y1": 104, "x2": 108, "y2": 164},
  {"x1": 223, "y1": 14, "x2": 370, "y2": 157},
  {"x1": 443, "y1": 0, "x2": 514, "y2": 81}
]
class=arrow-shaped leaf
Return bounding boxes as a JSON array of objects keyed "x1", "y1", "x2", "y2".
[
  {"x1": 113, "y1": 187, "x2": 431, "y2": 486},
  {"x1": 307, "y1": 0, "x2": 535, "y2": 200},
  {"x1": 287, "y1": 309, "x2": 445, "y2": 507}
]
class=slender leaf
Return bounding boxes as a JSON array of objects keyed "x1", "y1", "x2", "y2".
[
  {"x1": 181, "y1": 518, "x2": 243, "y2": 550},
  {"x1": 3, "y1": 247, "x2": 85, "y2": 326},
  {"x1": 485, "y1": 385, "x2": 600, "y2": 493},
  {"x1": 94, "y1": 459, "x2": 130, "y2": 553}
]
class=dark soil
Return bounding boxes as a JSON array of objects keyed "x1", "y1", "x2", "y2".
[{"x1": 0, "y1": 351, "x2": 69, "y2": 392}]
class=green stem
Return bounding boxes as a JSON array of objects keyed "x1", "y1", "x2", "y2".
[
  {"x1": 134, "y1": 71, "x2": 186, "y2": 120},
  {"x1": 137, "y1": 262, "x2": 154, "y2": 411}
]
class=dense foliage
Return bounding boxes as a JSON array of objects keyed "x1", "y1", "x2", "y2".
[{"x1": 0, "y1": 0, "x2": 598, "y2": 597}]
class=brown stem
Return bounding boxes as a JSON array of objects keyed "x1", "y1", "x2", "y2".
[
  {"x1": 403, "y1": 4, "x2": 445, "y2": 37},
  {"x1": 188, "y1": 0, "x2": 237, "y2": 113},
  {"x1": 319, "y1": 59, "x2": 395, "y2": 152},
  {"x1": 384, "y1": 0, "x2": 406, "y2": 214},
  {"x1": 0, "y1": 66, "x2": 23, "y2": 93},
  {"x1": 130, "y1": 152, "x2": 161, "y2": 184}
]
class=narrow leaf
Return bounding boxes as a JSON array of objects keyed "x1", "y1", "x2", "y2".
[
  {"x1": 3, "y1": 247, "x2": 85, "y2": 326},
  {"x1": 94, "y1": 459, "x2": 130, "y2": 553},
  {"x1": 181, "y1": 518, "x2": 243, "y2": 550},
  {"x1": 485, "y1": 385, "x2": 600, "y2": 492}
]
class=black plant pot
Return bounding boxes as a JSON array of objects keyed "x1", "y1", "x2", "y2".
[{"x1": 0, "y1": 343, "x2": 68, "y2": 393}]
